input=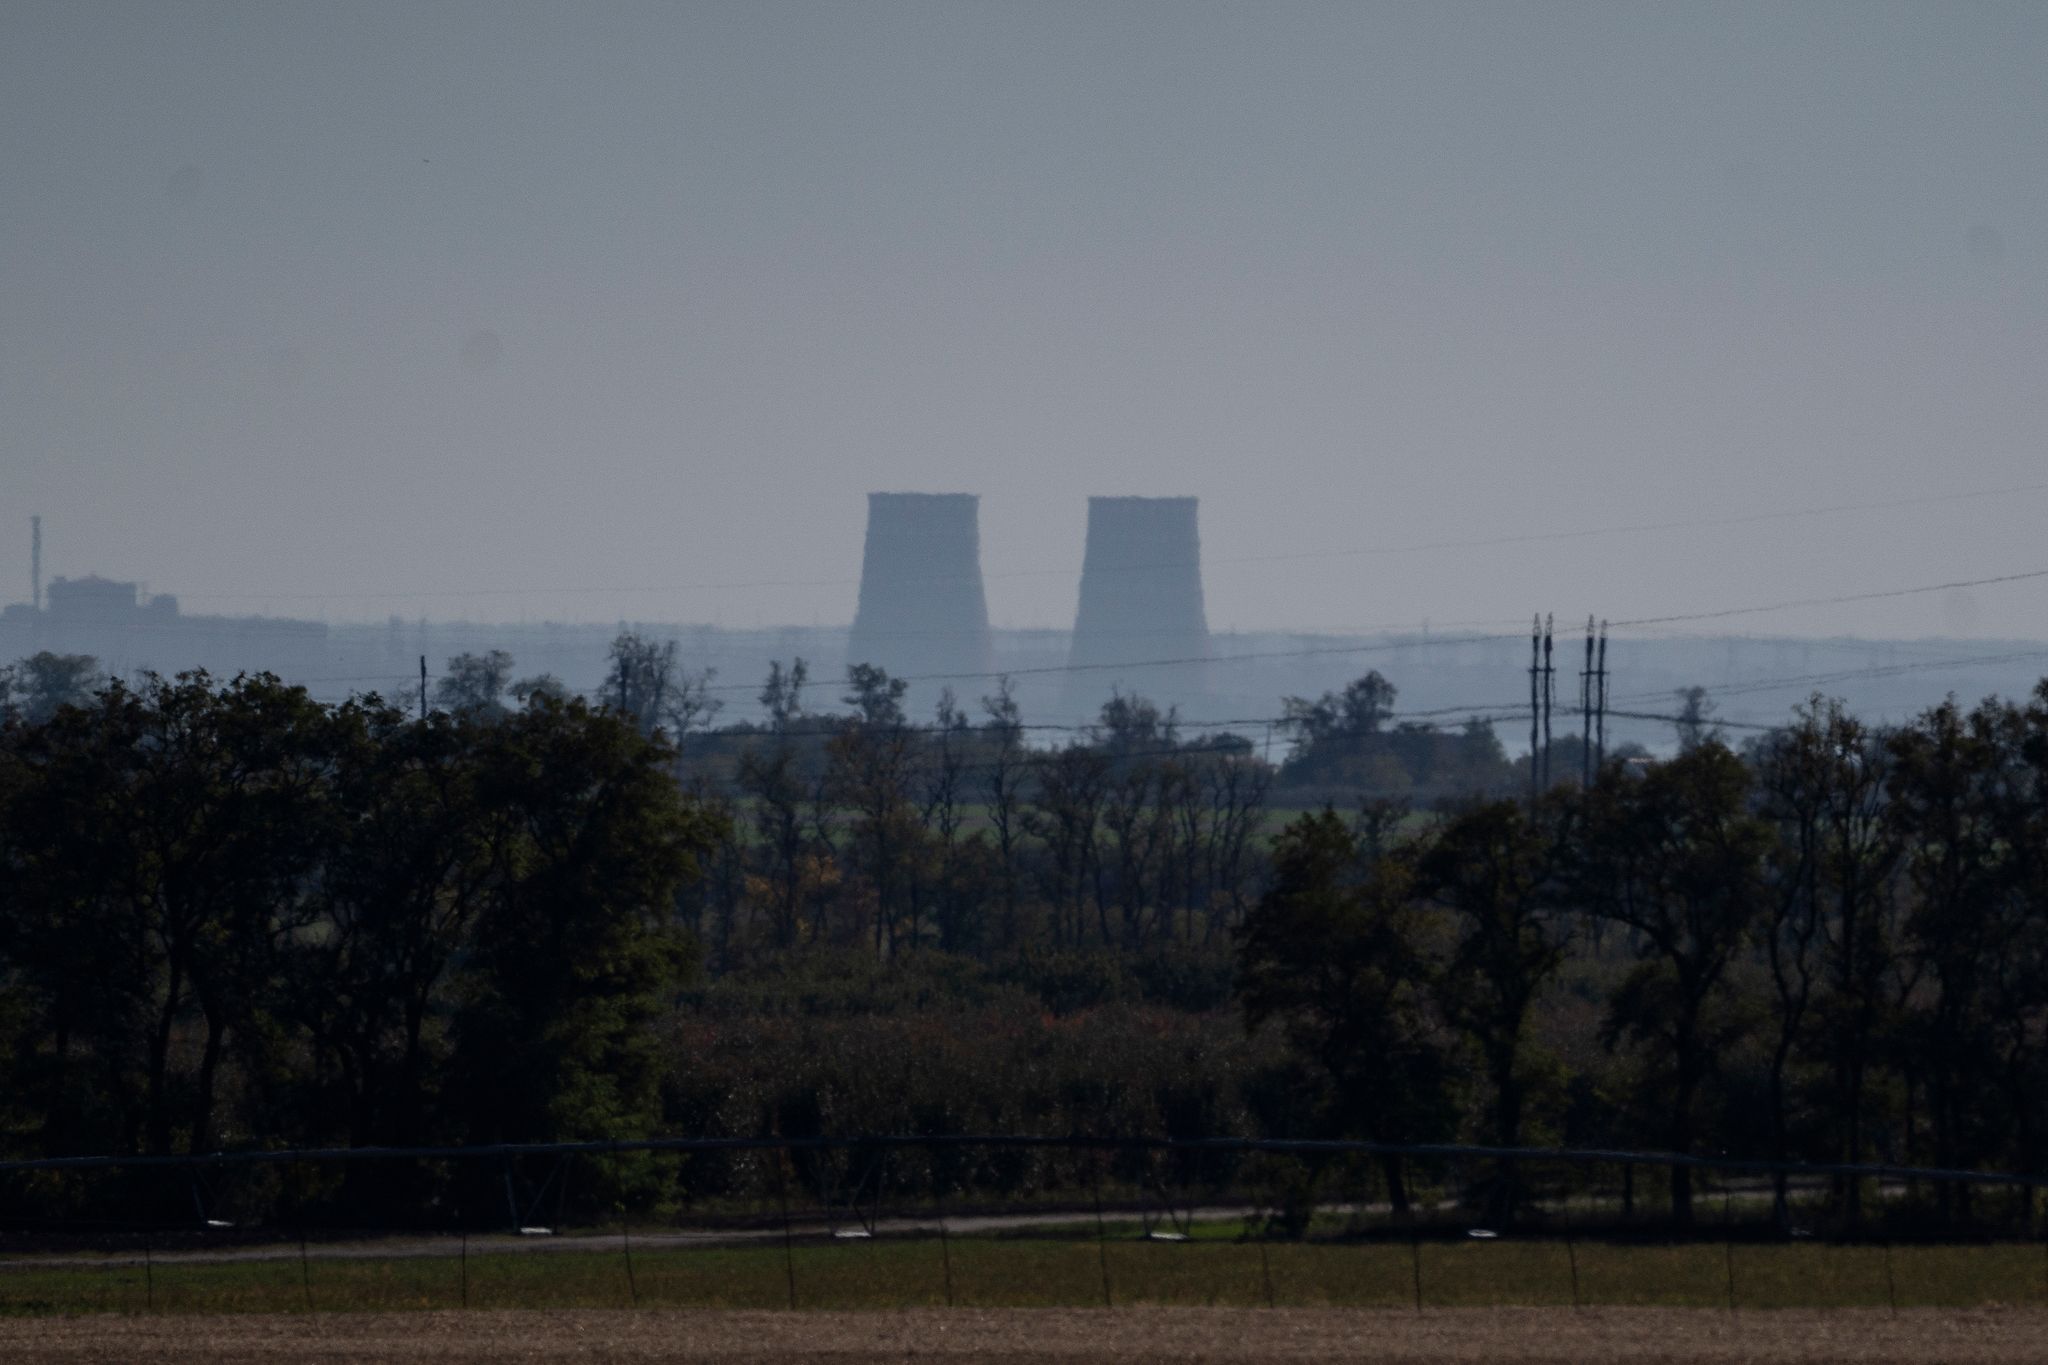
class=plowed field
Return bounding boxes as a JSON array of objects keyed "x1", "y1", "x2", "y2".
[{"x1": 2, "y1": 1307, "x2": 2044, "y2": 1364}]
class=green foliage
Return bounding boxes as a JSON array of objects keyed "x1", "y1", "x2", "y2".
[
  {"x1": 1236, "y1": 811, "x2": 1451, "y2": 1145},
  {"x1": 1417, "y1": 797, "x2": 1570, "y2": 1156},
  {"x1": 433, "y1": 650, "x2": 513, "y2": 719},
  {"x1": 0, "y1": 651, "x2": 102, "y2": 726},
  {"x1": 0, "y1": 672, "x2": 721, "y2": 1172},
  {"x1": 450, "y1": 697, "x2": 715, "y2": 1148},
  {"x1": 1575, "y1": 745, "x2": 1770, "y2": 1187},
  {"x1": 6, "y1": 642, "x2": 2048, "y2": 1245},
  {"x1": 663, "y1": 996, "x2": 1276, "y2": 1145},
  {"x1": 1277, "y1": 672, "x2": 1513, "y2": 800}
]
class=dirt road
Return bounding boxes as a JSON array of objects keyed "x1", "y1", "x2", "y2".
[{"x1": 2, "y1": 1307, "x2": 2043, "y2": 1363}]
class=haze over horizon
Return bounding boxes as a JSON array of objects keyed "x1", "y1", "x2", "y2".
[{"x1": 4, "y1": 2, "x2": 2045, "y2": 639}]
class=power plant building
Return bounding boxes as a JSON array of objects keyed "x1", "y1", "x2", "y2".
[
  {"x1": 847, "y1": 492, "x2": 991, "y2": 692},
  {"x1": 0, "y1": 575, "x2": 330, "y2": 684},
  {"x1": 1066, "y1": 495, "x2": 1209, "y2": 713}
]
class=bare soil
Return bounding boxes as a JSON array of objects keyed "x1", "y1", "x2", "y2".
[{"x1": 1, "y1": 1307, "x2": 2044, "y2": 1364}]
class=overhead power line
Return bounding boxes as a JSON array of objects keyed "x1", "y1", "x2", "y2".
[
  {"x1": 676, "y1": 563, "x2": 2048, "y2": 692},
  {"x1": 1607, "y1": 647, "x2": 2048, "y2": 708},
  {"x1": 100, "y1": 590, "x2": 2048, "y2": 710},
  {"x1": 160, "y1": 480, "x2": 2048, "y2": 604},
  {"x1": 1612, "y1": 568, "x2": 2048, "y2": 629}
]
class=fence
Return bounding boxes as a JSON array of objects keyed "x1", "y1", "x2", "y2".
[{"x1": 3, "y1": 1136, "x2": 2046, "y2": 1314}]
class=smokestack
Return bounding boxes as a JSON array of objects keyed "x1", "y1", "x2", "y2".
[
  {"x1": 849, "y1": 492, "x2": 991, "y2": 688},
  {"x1": 1067, "y1": 496, "x2": 1208, "y2": 701},
  {"x1": 30, "y1": 515, "x2": 40, "y2": 612}
]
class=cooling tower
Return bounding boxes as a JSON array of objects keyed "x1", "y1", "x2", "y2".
[
  {"x1": 848, "y1": 492, "x2": 991, "y2": 688},
  {"x1": 1066, "y1": 496, "x2": 1209, "y2": 703}
]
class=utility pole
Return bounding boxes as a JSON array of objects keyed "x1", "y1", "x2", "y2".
[
  {"x1": 1594, "y1": 621, "x2": 1610, "y2": 767},
  {"x1": 1541, "y1": 614, "x2": 1556, "y2": 794},
  {"x1": 1528, "y1": 615, "x2": 1541, "y2": 806},
  {"x1": 30, "y1": 515, "x2": 42, "y2": 612},
  {"x1": 419, "y1": 655, "x2": 428, "y2": 722},
  {"x1": 1581, "y1": 615, "x2": 1596, "y2": 789}
]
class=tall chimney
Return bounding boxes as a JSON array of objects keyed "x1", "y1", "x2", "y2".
[
  {"x1": 30, "y1": 515, "x2": 41, "y2": 612},
  {"x1": 849, "y1": 492, "x2": 991, "y2": 689},
  {"x1": 1067, "y1": 496, "x2": 1208, "y2": 705}
]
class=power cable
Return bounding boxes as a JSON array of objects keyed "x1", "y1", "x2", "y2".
[
  {"x1": 152, "y1": 480, "x2": 2048, "y2": 604},
  {"x1": 1611, "y1": 569, "x2": 2048, "y2": 629}
]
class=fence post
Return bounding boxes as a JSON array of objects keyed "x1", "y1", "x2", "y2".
[
  {"x1": 294, "y1": 1160, "x2": 314, "y2": 1314},
  {"x1": 1566, "y1": 1236, "x2": 1580, "y2": 1311},
  {"x1": 1883, "y1": 1238, "x2": 1897, "y2": 1316},
  {"x1": 460, "y1": 1229, "x2": 469, "y2": 1310},
  {"x1": 774, "y1": 1148, "x2": 799, "y2": 1311},
  {"x1": 1090, "y1": 1151, "x2": 1114, "y2": 1309},
  {"x1": 932, "y1": 1149, "x2": 955, "y2": 1309},
  {"x1": 1721, "y1": 1189, "x2": 1737, "y2": 1312},
  {"x1": 142, "y1": 1224, "x2": 155, "y2": 1315},
  {"x1": 1409, "y1": 1232, "x2": 1424, "y2": 1314},
  {"x1": 622, "y1": 1216, "x2": 638, "y2": 1308}
]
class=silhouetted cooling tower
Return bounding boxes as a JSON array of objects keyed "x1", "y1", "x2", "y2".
[
  {"x1": 849, "y1": 492, "x2": 991, "y2": 687},
  {"x1": 1067, "y1": 496, "x2": 1209, "y2": 693}
]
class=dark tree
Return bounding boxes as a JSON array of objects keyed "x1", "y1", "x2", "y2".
[
  {"x1": 434, "y1": 650, "x2": 514, "y2": 719},
  {"x1": 295, "y1": 700, "x2": 495, "y2": 1146},
  {"x1": 980, "y1": 679, "x2": 1028, "y2": 951},
  {"x1": 919, "y1": 690, "x2": 978, "y2": 953},
  {"x1": 0, "y1": 652, "x2": 102, "y2": 726},
  {"x1": 1886, "y1": 698, "x2": 2021, "y2": 1216},
  {"x1": 759, "y1": 658, "x2": 809, "y2": 730},
  {"x1": 451, "y1": 696, "x2": 720, "y2": 1154},
  {"x1": 1672, "y1": 686, "x2": 1721, "y2": 752},
  {"x1": 1237, "y1": 810, "x2": 1449, "y2": 1210},
  {"x1": 1028, "y1": 745, "x2": 1110, "y2": 948},
  {"x1": 605, "y1": 631, "x2": 720, "y2": 747},
  {"x1": 0, "y1": 673, "x2": 331, "y2": 1154},
  {"x1": 1416, "y1": 797, "x2": 1569, "y2": 1224},
  {"x1": 1282, "y1": 671, "x2": 1398, "y2": 751},
  {"x1": 1574, "y1": 743, "x2": 1769, "y2": 1224},
  {"x1": 1750, "y1": 697, "x2": 1898, "y2": 1224}
]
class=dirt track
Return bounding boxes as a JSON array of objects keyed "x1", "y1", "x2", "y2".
[{"x1": 1, "y1": 1307, "x2": 2044, "y2": 1364}]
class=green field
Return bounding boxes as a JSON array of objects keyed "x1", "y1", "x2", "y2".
[{"x1": 5, "y1": 1230, "x2": 2047, "y2": 1316}]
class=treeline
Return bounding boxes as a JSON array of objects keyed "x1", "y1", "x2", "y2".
[
  {"x1": 0, "y1": 673, "x2": 714, "y2": 1159},
  {"x1": 688, "y1": 676, "x2": 1273, "y2": 967},
  {"x1": 1244, "y1": 689, "x2": 2048, "y2": 1223},
  {"x1": 436, "y1": 641, "x2": 1291, "y2": 966},
  {"x1": 439, "y1": 641, "x2": 1516, "y2": 967},
  {"x1": 5, "y1": 640, "x2": 2048, "y2": 1232},
  {"x1": 0, "y1": 646, "x2": 1293, "y2": 1166}
]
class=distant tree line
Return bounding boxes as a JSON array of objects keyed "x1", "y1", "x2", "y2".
[
  {"x1": 2, "y1": 638, "x2": 2047, "y2": 1238},
  {"x1": 1243, "y1": 689, "x2": 2048, "y2": 1226},
  {"x1": 0, "y1": 670, "x2": 713, "y2": 1164}
]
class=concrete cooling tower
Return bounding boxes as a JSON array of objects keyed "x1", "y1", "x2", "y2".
[
  {"x1": 848, "y1": 492, "x2": 991, "y2": 689},
  {"x1": 1066, "y1": 496, "x2": 1209, "y2": 709}
]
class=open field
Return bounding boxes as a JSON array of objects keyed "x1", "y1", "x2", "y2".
[
  {"x1": 6, "y1": 1233, "x2": 2048, "y2": 1316},
  {"x1": 4, "y1": 1307, "x2": 2048, "y2": 1364}
]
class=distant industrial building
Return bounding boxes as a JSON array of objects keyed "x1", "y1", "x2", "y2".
[
  {"x1": 0, "y1": 574, "x2": 329, "y2": 684},
  {"x1": 848, "y1": 492, "x2": 991, "y2": 695},
  {"x1": 8, "y1": 514, "x2": 2044, "y2": 755},
  {"x1": 1065, "y1": 496, "x2": 1209, "y2": 713}
]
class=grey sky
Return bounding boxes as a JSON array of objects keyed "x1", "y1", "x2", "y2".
[{"x1": 3, "y1": 2, "x2": 2044, "y2": 638}]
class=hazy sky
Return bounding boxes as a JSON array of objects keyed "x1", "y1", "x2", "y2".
[{"x1": 4, "y1": 2, "x2": 2045, "y2": 637}]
